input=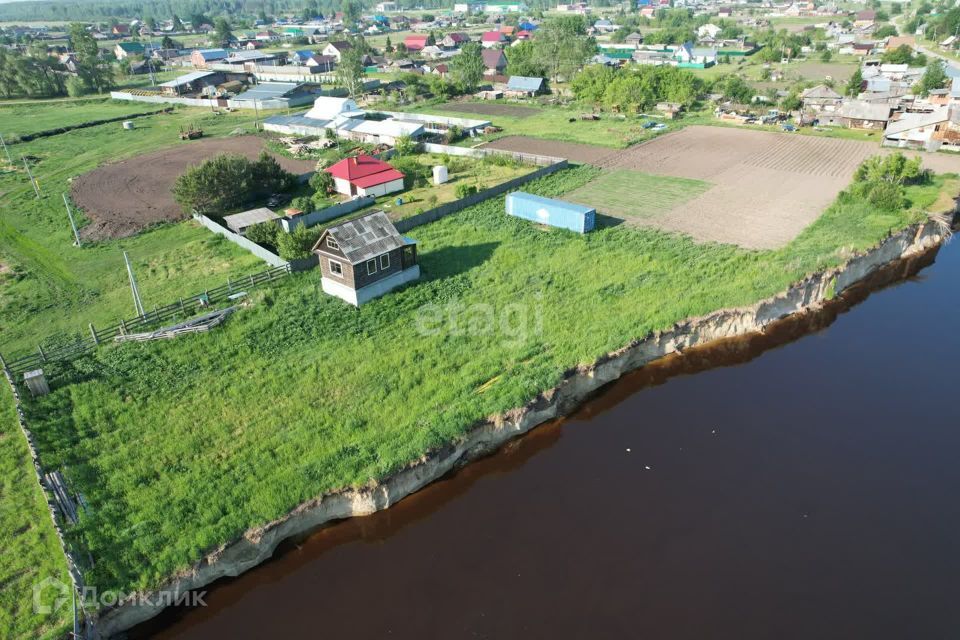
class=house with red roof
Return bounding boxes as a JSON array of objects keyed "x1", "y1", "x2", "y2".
[
  {"x1": 442, "y1": 32, "x2": 470, "y2": 48},
  {"x1": 481, "y1": 30, "x2": 506, "y2": 47},
  {"x1": 325, "y1": 155, "x2": 406, "y2": 198},
  {"x1": 404, "y1": 34, "x2": 430, "y2": 51},
  {"x1": 499, "y1": 25, "x2": 516, "y2": 36}
]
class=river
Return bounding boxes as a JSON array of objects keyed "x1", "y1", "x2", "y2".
[{"x1": 135, "y1": 241, "x2": 960, "y2": 639}]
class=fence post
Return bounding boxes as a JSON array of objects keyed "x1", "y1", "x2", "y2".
[
  {"x1": 37, "y1": 345, "x2": 46, "y2": 363},
  {"x1": 249, "y1": 274, "x2": 255, "y2": 287},
  {"x1": 179, "y1": 297, "x2": 186, "y2": 313},
  {"x1": 227, "y1": 278, "x2": 232, "y2": 293},
  {"x1": 119, "y1": 318, "x2": 126, "y2": 336},
  {"x1": 89, "y1": 324, "x2": 99, "y2": 345}
]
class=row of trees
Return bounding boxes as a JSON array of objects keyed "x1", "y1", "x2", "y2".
[{"x1": 571, "y1": 64, "x2": 704, "y2": 111}]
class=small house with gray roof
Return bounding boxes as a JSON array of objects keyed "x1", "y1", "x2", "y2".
[{"x1": 312, "y1": 211, "x2": 419, "y2": 306}]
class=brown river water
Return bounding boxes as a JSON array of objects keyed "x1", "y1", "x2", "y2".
[{"x1": 134, "y1": 243, "x2": 960, "y2": 640}]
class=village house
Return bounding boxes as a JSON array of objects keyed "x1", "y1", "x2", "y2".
[
  {"x1": 404, "y1": 34, "x2": 430, "y2": 51},
  {"x1": 840, "y1": 100, "x2": 893, "y2": 130},
  {"x1": 114, "y1": 41, "x2": 144, "y2": 60},
  {"x1": 325, "y1": 154, "x2": 406, "y2": 198},
  {"x1": 801, "y1": 84, "x2": 843, "y2": 112},
  {"x1": 505, "y1": 76, "x2": 545, "y2": 97},
  {"x1": 625, "y1": 32, "x2": 644, "y2": 46},
  {"x1": 883, "y1": 107, "x2": 960, "y2": 150},
  {"x1": 313, "y1": 211, "x2": 420, "y2": 306},
  {"x1": 191, "y1": 48, "x2": 231, "y2": 68},
  {"x1": 322, "y1": 40, "x2": 352, "y2": 62},
  {"x1": 442, "y1": 32, "x2": 470, "y2": 48},
  {"x1": 481, "y1": 30, "x2": 507, "y2": 47},
  {"x1": 482, "y1": 48, "x2": 507, "y2": 74}
]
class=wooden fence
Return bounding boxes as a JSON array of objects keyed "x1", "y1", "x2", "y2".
[{"x1": 1, "y1": 264, "x2": 291, "y2": 378}]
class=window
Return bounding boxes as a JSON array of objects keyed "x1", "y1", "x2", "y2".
[
  {"x1": 380, "y1": 253, "x2": 390, "y2": 270},
  {"x1": 366, "y1": 259, "x2": 378, "y2": 275},
  {"x1": 326, "y1": 236, "x2": 339, "y2": 250},
  {"x1": 328, "y1": 259, "x2": 343, "y2": 277}
]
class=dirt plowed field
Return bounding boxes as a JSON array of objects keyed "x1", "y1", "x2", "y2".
[
  {"x1": 487, "y1": 126, "x2": 960, "y2": 249},
  {"x1": 71, "y1": 136, "x2": 315, "y2": 240},
  {"x1": 481, "y1": 135, "x2": 619, "y2": 164}
]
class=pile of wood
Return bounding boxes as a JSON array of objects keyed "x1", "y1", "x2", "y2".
[
  {"x1": 114, "y1": 307, "x2": 236, "y2": 343},
  {"x1": 44, "y1": 470, "x2": 79, "y2": 525}
]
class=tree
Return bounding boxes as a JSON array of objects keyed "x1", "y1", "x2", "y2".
[
  {"x1": 819, "y1": 49, "x2": 832, "y2": 62},
  {"x1": 161, "y1": 35, "x2": 177, "y2": 50},
  {"x1": 505, "y1": 40, "x2": 547, "y2": 78},
  {"x1": 394, "y1": 134, "x2": 418, "y2": 155},
  {"x1": 172, "y1": 14, "x2": 184, "y2": 31},
  {"x1": 882, "y1": 44, "x2": 922, "y2": 65},
  {"x1": 385, "y1": 35, "x2": 393, "y2": 53},
  {"x1": 258, "y1": 8, "x2": 269, "y2": 23},
  {"x1": 341, "y1": 0, "x2": 361, "y2": 26},
  {"x1": 533, "y1": 16, "x2": 595, "y2": 82},
  {"x1": 335, "y1": 46, "x2": 366, "y2": 97},
  {"x1": 172, "y1": 152, "x2": 295, "y2": 215},
  {"x1": 276, "y1": 225, "x2": 317, "y2": 261},
  {"x1": 917, "y1": 59, "x2": 948, "y2": 96},
  {"x1": 309, "y1": 170, "x2": 334, "y2": 194},
  {"x1": 845, "y1": 67, "x2": 863, "y2": 97},
  {"x1": 67, "y1": 23, "x2": 114, "y2": 95},
  {"x1": 449, "y1": 42, "x2": 485, "y2": 92},
  {"x1": 874, "y1": 24, "x2": 898, "y2": 38},
  {"x1": 213, "y1": 17, "x2": 233, "y2": 47},
  {"x1": 189, "y1": 13, "x2": 209, "y2": 32}
]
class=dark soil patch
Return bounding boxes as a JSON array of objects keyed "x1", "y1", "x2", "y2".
[
  {"x1": 480, "y1": 136, "x2": 619, "y2": 165},
  {"x1": 70, "y1": 136, "x2": 315, "y2": 240}
]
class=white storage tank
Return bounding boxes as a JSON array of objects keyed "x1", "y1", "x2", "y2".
[
  {"x1": 432, "y1": 165, "x2": 448, "y2": 185},
  {"x1": 122, "y1": 120, "x2": 135, "y2": 130}
]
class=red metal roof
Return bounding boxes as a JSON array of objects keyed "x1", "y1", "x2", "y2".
[
  {"x1": 351, "y1": 168, "x2": 405, "y2": 189},
  {"x1": 325, "y1": 155, "x2": 405, "y2": 188},
  {"x1": 481, "y1": 31, "x2": 504, "y2": 42}
]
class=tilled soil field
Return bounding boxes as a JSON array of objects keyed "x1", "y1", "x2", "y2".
[
  {"x1": 435, "y1": 102, "x2": 541, "y2": 119},
  {"x1": 71, "y1": 136, "x2": 316, "y2": 240},
  {"x1": 488, "y1": 126, "x2": 960, "y2": 249}
]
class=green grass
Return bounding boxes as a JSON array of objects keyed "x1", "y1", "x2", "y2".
[
  {"x1": 565, "y1": 170, "x2": 711, "y2": 220},
  {"x1": 0, "y1": 98, "x2": 166, "y2": 140},
  {"x1": 0, "y1": 385, "x2": 73, "y2": 640},
  {"x1": 17, "y1": 163, "x2": 945, "y2": 597},
  {"x1": 404, "y1": 101, "x2": 664, "y2": 148},
  {"x1": 0, "y1": 104, "x2": 269, "y2": 356}
]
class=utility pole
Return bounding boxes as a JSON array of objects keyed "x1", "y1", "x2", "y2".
[
  {"x1": 123, "y1": 251, "x2": 145, "y2": 317},
  {"x1": 62, "y1": 194, "x2": 82, "y2": 246},
  {"x1": 21, "y1": 155, "x2": 39, "y2": 198},
  {"x1": 0, "y1": 133, "x2": 11, "y2": 164}
]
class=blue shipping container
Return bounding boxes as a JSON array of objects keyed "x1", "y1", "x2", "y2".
[{"x1": 505, "y1": 192, "x2": 596, "y2": 233}]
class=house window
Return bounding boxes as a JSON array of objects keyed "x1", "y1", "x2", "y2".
[
  {"x1": 380, "y1": 253, "x2": 390, "y2": 270},
  {"x1": 326, "y1": 236, "x2": 339, "y2": 250},
  {"x1": 366, "y1": 259, "x2": 378, "y2": 275},
  {"x1": 329, "y1": 259, "x2": 343, "y2": 277}
]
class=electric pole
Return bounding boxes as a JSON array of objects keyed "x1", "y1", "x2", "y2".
[
  {"x1": 21, "y1": 155, "x2": 39, "y2": 198},
  {"x1": 62, "y1": 194, "x2": 82, "y2": 246},
  {"x1": 123, "y1": 251, "x2": 145, "y2": 317}
]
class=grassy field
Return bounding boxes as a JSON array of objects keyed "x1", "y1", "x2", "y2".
[
  {"x1": 0, "y1": 104, "x2": 268, "y2": 357},
  {"x1": 379, "y1": 152, "x2": 533, "y2": 220},
  {"x1": 17, "y1": 159, "x2": 947, "y2": 598},
  {"x1": 0, "y1": 386, "x2": 72, "y2": 640},
  {"x1": 0, "y1": 98, "x2": 169, "y2": 140},
  {"x1": 406, "y1": 101, "x2": 661, "y2": 148},
  {"x1": 565, "y1": 170, "x2": 711, "y2": 221}
]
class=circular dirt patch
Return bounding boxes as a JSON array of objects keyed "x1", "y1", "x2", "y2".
[{"x1": 70, "y1": 136, "x2": 316, "y2": 240}]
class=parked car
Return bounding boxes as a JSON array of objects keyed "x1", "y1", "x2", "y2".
[
  {"x1": 267, "y1": 193, "x2": 289, "y2": 208},
  {"x1": 781, "y1": 124, "x2": 797, "y2": 132},
  {"x1": 641, "y1": 120, "x2": 657, "y2": 129}
]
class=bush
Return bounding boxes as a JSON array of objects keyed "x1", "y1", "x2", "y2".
[
  {"x1": 309, "y1": 170, "x2": 334, "y2": 194},
  {"x1": 455, "y1": 183, "x2": 477, "y2": 199},
  {"x1": 394, "y1": 134, "x2": 418, "y2": 156},
  {"x1": 391, "y1": 156, "x2": 430, "y2": 189},
  {"x1": 276, "y1": 224, "x2": 319, "y2": 261},
  {"x1": 173, "y1": 152, "x2": 296, "y2": 215},
  {"x1": 245, "y1": 221, "x2": 279, "y2": 247}
]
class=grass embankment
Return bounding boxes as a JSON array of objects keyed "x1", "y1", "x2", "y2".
[
  {"x1": 0, "y1": 385, "x2": 72, "y2": 640},
  {"x1": 20, "y1": 162, "x2": 947, "y2": 597},
  {"x1": 0, "y1": 104, "x2": 269, "y2": 355}
]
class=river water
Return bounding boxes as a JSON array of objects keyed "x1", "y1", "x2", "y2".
[{"x1": 137, "y1": 242, "x2": 960, "y2": 639}]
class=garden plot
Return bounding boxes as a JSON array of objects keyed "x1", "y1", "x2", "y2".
[{"x1": 70, "y1": 136, "x2": 315, "y2": 241}]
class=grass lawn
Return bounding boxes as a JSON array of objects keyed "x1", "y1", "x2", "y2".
[
  {"x1": 405, "y1": 100, "x2": 661, "y2": 148},
  {"x1": 564, "y1": 170, "x2": 711, "y2": 221},
  {"x1": 0, "y1": 98, "x2": 168, "y2": 140},
  {"x1": 378, "y1": 152, "x2": 533, "y2": 220},
  {"x1": 18, "y1": 161, "x2": 947, "y2": 597},
  {"x1": 0, "y1": 386, "x2": 73, "y2": 640},
  {"x1": 0, "y1": 104, "x2": 269, "y2": 357}
]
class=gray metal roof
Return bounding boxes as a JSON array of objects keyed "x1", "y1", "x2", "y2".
[
  {"x1": 507, "y1": 76, "x2": 544, "y2": 92},
  {"x1": 223, "y1": 207, "x2": 279, "y2": 232},
  {"x1": 232, "y1": 82, "x2": 305, "y2": 101},
  {"x1": 320, "y1": 211, "x2": 410, "y2": 264},
  {"x1": 159, "y1": 70, "x2": 215, "y2": 88}
]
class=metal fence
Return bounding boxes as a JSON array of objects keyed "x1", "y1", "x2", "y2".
[{"x1": 0, "y1": 264, "x2": 291, "y2": 378}]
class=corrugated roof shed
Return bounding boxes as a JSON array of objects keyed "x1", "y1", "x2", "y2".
[
  {"x1": 159, "y1": 70, "x2": 215, "y2": 88},
  {"x1": 223, "y1": 207, "x2": 279, "y2": 233},
  {"x1": 506, "y1": 76, "x2": 544, "y2": 92}
]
